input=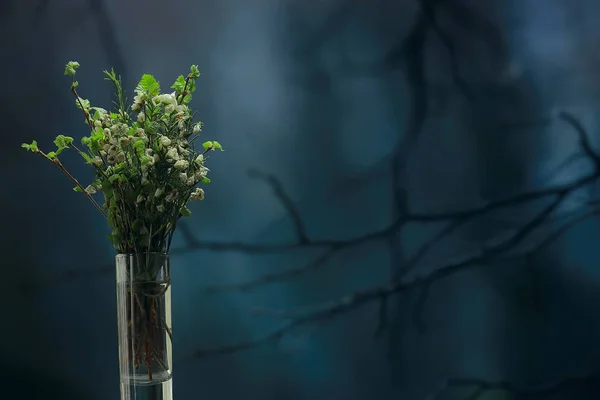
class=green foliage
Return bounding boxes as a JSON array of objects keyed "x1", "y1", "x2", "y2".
[
  {"x1": 64, "y1": 61, "x2": 80, "y2": 76},
  {"x1": 21, "y1": 141, "x2": 39, "y2": 152},
  {"x1": 53, "y1": 135, "x2": 73, "y2": 155},
  {"x1": 22, "y1": 60, "x2": 224, "y2": 255},
  {"x1": 76, "y1": 98, "x2": 90, "y2": 110},
  {"x1": 171, "y1": 75, "x2": 186, "y2": 93},
  {"x1": 136, "y1": 74, "x2": 161, "y2": 97},
  {"x1": 202, "y1": 141, "x2": 224, "y2": 151}
]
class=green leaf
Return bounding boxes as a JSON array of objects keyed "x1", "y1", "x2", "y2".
[
  {"x1": 136, "y1": 74, "x2": 161, "y2": 97},
  {"x1": 21, "y1": 141, "x2": 39, "y2": 152},
  {"x1": 187, "y1": 79, "x2": 197, "y2": 93},
  {"x1": 73, "y1": 186, "x2": 83, "y2": 192},
  {"x1": 53, "y1": 135, "x2": 73, "y2": 155},
  {"x1": 201, "y1": 176, "x2": 211, "y2": 184},
  {"x1": 179, "y1": 206, "x2": 192, "y2": 217},
  {"x1": 75, "y1": 98, "x2": 91, "y2": 110},
  {"x1": 189, "y1": 65, "x2": 200, "y2": 80},
  {"x1": 212, "y1": 141, "x2": 224, "y2": 151},
  {"x1": 91, "y1": 107, "x2": 107, "y2": 120},
  {"x1": 202, "y1": 141, "x2": 213, "y2": 150},
  {"x1": 64, "y1": 61, "x2": 80, "y2": 76},
  {"x1": 171, "y1": 75, "x2": 186, "y2": 93},
  {"x1": 54, "y1": 135, "x2": 73, "y2": 149},
  {"x1": 46, "y1": 151, "x2": 57, "y2": 159},
  {"x1": 79, "y1": 152, "x2": 92, "y2": 163}
]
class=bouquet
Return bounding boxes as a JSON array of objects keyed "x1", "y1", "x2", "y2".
[{"x1": 22, "y1": 61, "x2": 223, "y2": 389}]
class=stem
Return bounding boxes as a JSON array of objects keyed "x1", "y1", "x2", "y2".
[
  {"x1": 177, "y1": 74, "x2": 192, "y2": 105},
  {"x1": 36, "y1": 150, "x2": 107, "y2": 217},
  {"x1": 70, "y1": 77, "x2": 94, "y2": 132}
]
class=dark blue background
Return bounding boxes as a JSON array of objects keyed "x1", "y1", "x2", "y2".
[{"x1": 2, "y1": 0, "x2": 600, "y2": 399}]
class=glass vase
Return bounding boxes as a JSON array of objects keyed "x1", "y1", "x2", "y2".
[{"x1": 116, "y1": 253, "x2": 173, "y2": 400}]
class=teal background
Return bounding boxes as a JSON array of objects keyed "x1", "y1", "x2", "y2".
[{"x1": 2, "y1": 0, "x2": 600, "y2": 399}]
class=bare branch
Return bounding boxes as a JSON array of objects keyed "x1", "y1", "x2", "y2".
[
  {"x1": 189, "y1": 189, "x2": 598, "y2": 357},
  {"x1": 248, "y1": 169, "x2": 310, "y2": 244},
  {"x1": 203, "y1": 249, "x2": 338, "y2": 292},
  {"x1": 559, "y1": 111, "x2": 600, "y2": 171}
]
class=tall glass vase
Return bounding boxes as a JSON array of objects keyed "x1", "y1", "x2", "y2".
[{"x1": 116, "y1": 253, "x2": 173, "y2": 400}]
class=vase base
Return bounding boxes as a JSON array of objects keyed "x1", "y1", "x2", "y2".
[{"x1": 120, "y1": 378, "x2": 173, "y2": 400}]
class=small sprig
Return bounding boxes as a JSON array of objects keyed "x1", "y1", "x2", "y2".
[
  {"x1": 22, "y1": 137, "x2": 106, "y2": 217},
  {"x1": 23, "y1": 61, "x2": 224, "y2": 255}
]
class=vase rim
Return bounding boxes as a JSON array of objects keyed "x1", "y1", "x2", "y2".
[{"x1": 115, "y1": 252, "x2": 169, "y2": 259}]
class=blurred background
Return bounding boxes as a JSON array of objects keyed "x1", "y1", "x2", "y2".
[{"x1": 2, "y1": 0, "x2": 600, "y2": 399}]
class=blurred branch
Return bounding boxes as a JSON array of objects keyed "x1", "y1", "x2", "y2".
[
  {"x1": 31, "y1": 0, "x2": 127, "y2": 86},
  {"x1": 189, "y1": 183, "x2": 600, "y2": 358}
]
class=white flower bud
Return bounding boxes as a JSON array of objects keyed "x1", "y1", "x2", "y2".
[
  {"x1": 156, "y1": 204, "x2": 165, "y2": 212},
  {"x1": 137, "y1": 112, "x2": 145, "y2": 122},
  {"x1": 189, "y1": 188, "x2": 204, "y2": 201},
  {"x1": 193, "y1": 123, "x2": 202, "y2": 134},
  {"x1": 173, "y1": 160, "x2": 189, "y2": 170},
  {"x1": 84, "y1": 185, "x2": 97, "y2": 195},
  {"x1": 136, "y1": 194, "x2": 144, "y2": 203},
  {"x1": 159, "y1": 136, "x2": 172, "y2": 147},
  {"x1": 91, "y1": 156, "x2": 103, "y2": 166},
  {"x1": 194, "y1": 154, "x2": 204, "y2": 164},
  {"x1": 155, "y1": 188, "x2": 164, "y2": 197},
  {"x1": 131, "y1": 103, "x2": 141, "y2": 112},
  {"x1": 136, "y1": 128, "x2": 145, "y2": 136},
  {"x1": 165, "y1": 104, "x2": 175, "y2": 114},
  {"x1": 179, "y1": 172, "x2": 188, "y2": 182},
  {"x1": 94, "y1": 120, "x2": 103, "y2": 128},
  {"x1": 166, "y1": 147, "x2": 179, "y2": 161}
]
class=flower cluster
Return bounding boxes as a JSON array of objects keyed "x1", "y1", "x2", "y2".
[{"x1": 23, "y1": 61, "x2": 223, "y2": 254}]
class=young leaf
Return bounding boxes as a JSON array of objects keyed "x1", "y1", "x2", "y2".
[
  {"x1": 201, "y1": 176, "x2": 211, "y2": 184},
  {"x1": 179, "y1": 206, "x2": 192, "y2": 217},
  {"x1": 21, "y1": 141, "x2": 39, "y2": 152},
  {"x1": 136, "y1": 74, "x2": 161, "y2": 97},
  {"x1": 171, "y1": 75, "x2": 186, "y2": 93},
  {"x1": 202, "y1": 141, "x2": 213, "y2": 150},
  {"x1": 189, "y1": 65, "x2": 200, "y2": 80},
  {"x1": 79, "y1": 152, "x2": 92, "y2": 163},
  {"x1": 53, "y1": 135, "x2": 74, "y2": 155},
  {"x1": 75, "y1": 98, "x2": 91, "y2": 110},
  {"x1": 64, "y1": 61, "x2": 80, "y2": 76},
  {"x1": 47, "y1": 151, "x2": 57, "y2": 159},
  {"x1": 73, "y1": 186, "x2": 83, "y2": 192},
  {"x1": 212, "y1": 141, "x2": 224, "y2": 151}
]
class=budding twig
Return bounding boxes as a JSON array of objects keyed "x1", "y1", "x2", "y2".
[{"x1": 34, "y1": 149, "x2": 107, "y2": 217}]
